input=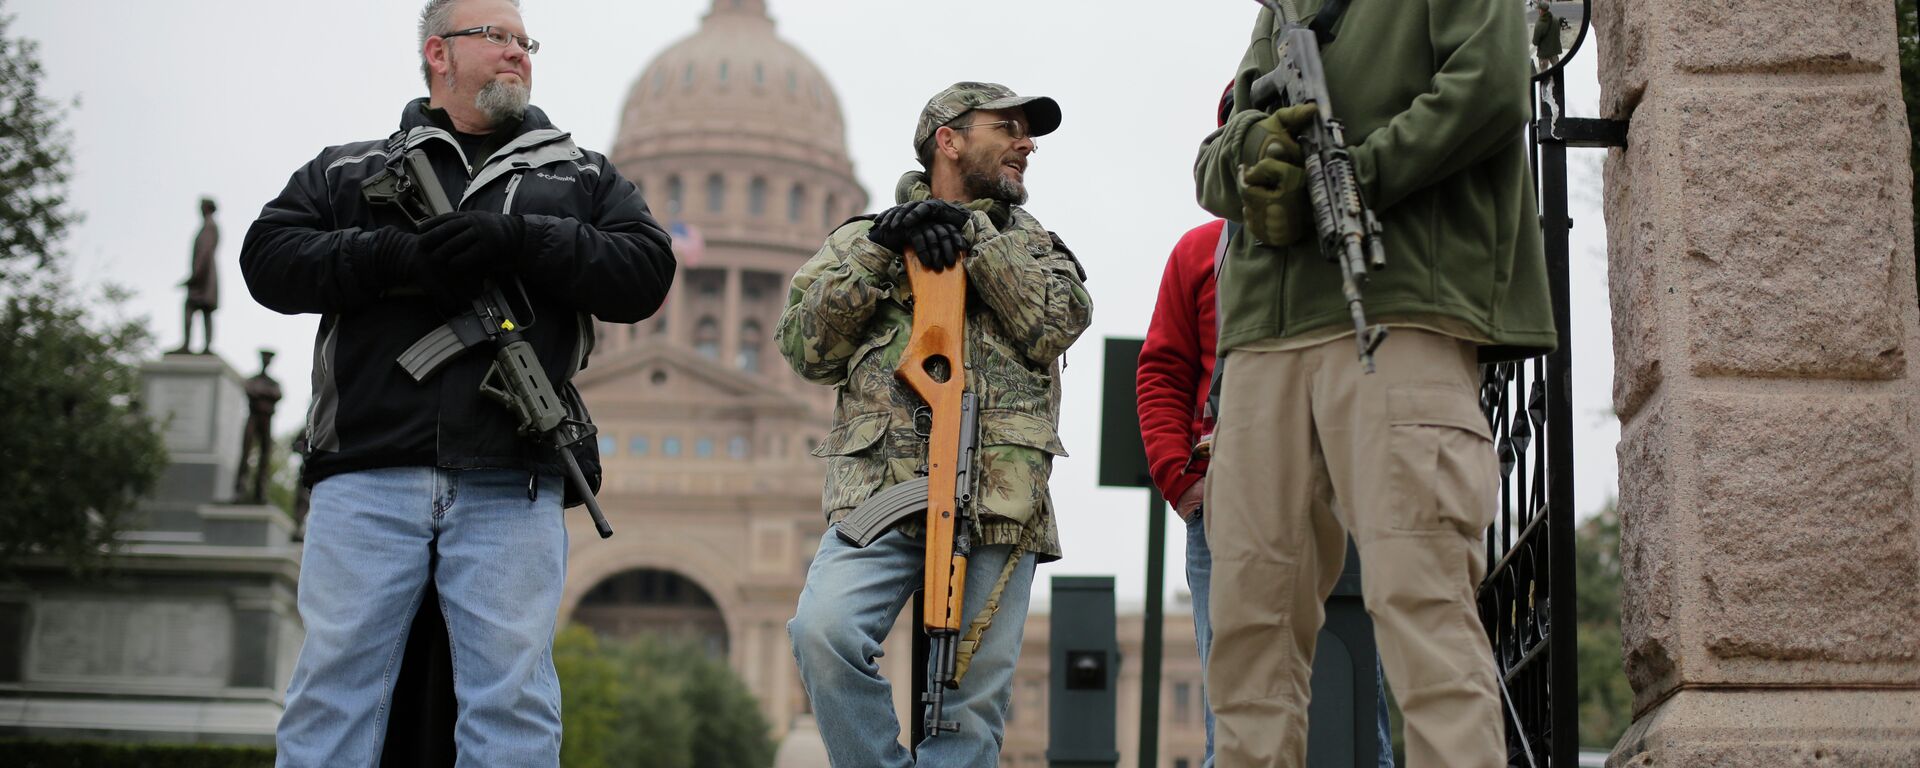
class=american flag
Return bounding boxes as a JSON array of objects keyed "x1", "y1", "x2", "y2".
[{"x1": 669, "y1": 220, "x2": 705, "y2": 268}]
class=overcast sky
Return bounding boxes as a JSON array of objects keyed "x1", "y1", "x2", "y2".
[{"x1": 12, "y1": 0, "x2": 1612, "y2": 607}]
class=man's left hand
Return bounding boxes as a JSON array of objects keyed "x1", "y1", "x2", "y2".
[
  {"x1": 417, "y1": 212, "x2": 530, "y2": 297},
  {"x1": 1174, "y1": 482, "x2": 1205, "y2": 523},
  {"x1": 906, "y1": 221, "x2": 966, "y2": 270}
]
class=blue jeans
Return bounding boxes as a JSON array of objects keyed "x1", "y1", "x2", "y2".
[
  {"x1": 1188, "y1": 510, "x2": 1393, "y2": 768},
  {"x1": 789, "y1": 527, "x2": 1037, "y2": 767},
  {"x1": 276, "y1": 467, "x2": 567, "y2": 768}
]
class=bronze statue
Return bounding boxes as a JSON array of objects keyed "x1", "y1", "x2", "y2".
[
  {"x1": 175, "y1": 197, "x2": 219, "y2": 354},
  {"x1": 234, "y1": 349, "x2": 282, "y2": 504}
]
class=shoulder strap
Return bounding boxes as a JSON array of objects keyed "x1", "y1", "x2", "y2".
[
  {"x1": 1309, "y1": 0, "x2": 1353, "y2": 43},
  {"x1": 1204, "y1": 221, "x2": 1239, "y2": 421}
]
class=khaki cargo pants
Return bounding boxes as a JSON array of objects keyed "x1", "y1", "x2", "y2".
[{"x1": 1205, "y1": 329, "x2": 1502, "y2": 767}]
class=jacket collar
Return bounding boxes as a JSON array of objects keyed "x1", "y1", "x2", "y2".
[{"x1": 398, "y1": 96, "x2": 555, "y2": 136}]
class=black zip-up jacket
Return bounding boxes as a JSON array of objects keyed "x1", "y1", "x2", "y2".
[{"x1": 241, "y1": 99, "x2": 674, "y2": 491}]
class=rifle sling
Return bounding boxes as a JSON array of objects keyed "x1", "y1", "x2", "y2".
[{"x1": 1308, "y1": 0, "x2": 1352, "y2": 43}]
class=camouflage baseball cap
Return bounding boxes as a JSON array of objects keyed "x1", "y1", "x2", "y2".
[{"x1": 913, "y1": 82, "x2": 1062, "y2": 156}]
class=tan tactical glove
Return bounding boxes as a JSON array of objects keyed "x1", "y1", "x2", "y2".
[
  {"x1": 1237, "y1": 104, "x2": 1318, "y2": 247},
  {"x1": 1238, "y1": 104, "x2": 1317, "y2": 167},
  {"x1": 1240, "y1": 144, "x2": 1313, "y2": 247}
]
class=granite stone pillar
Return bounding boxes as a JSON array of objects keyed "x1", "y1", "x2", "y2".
[{"x1": 1598, "y1": 1, "x2": 1920, "y2": 764}]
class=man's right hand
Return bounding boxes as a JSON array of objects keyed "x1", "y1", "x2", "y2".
[
  {"x1": 1240, "y1": 144, "x2": 1313, "y2": 248},
  {"x1": 402, "y1": 212, "x2": 531, "y2": 299},
  {"x1": 868, "y1": 199, "x2": 971, "y2": 270},
  {"x1": 1174, "y1": 482, "x2": 1205, "y2": 522}
]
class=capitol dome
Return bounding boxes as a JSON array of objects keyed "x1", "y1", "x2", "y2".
[{"x1": 610, "y1": 0, "x2": 866, "y2": 259}]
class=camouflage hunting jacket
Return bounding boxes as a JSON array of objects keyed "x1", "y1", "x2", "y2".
[{"x1": 776, "y1": 172, "x2": 1092, "y2": 561}]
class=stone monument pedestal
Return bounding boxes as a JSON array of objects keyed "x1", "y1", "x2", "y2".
[
  {"x1": 0, "y1": 352, "x2": 302, "y2": 745},
  {"x1": 1597, "y1": 1, "x2": 1920, "y2": 764}
]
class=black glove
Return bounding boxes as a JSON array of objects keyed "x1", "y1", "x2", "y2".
[
  {"x1": 907, "y1": 221, "x2": 966, "y2": 270},
  {"x1": 868, "y1": 199, "x2": 972, "y2": 266},
  {"x1": 357, "y1": 227, "x2": 422, "y2": 296},
  {"x1": 416, "y1": 211, "x2": 529, "y2": 298}
]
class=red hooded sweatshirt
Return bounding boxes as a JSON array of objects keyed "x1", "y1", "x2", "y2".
[{"x1": 1135, "y1": 219, "x2": 1225, "y2": 505}]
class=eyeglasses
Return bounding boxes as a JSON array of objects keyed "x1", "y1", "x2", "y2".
[
  {"x1": 956, "y1": 120, "x2": 1035, "y2": 142},
  {"x1": 440, "y1": 25, "x2": 540, "y2": 55}
]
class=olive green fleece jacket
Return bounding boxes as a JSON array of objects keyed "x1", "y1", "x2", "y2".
[{"x1": 1196, "y1": 0, "x2": 1556, "y2": 361}]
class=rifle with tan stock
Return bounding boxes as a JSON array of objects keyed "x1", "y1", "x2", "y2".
[{"x1": 897, "y1": 247, "x2": 978, "y2": 739}]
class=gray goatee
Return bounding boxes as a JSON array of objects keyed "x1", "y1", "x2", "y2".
[{"x1": 475, "y1": 79, "x2": 530, "y2": 126}]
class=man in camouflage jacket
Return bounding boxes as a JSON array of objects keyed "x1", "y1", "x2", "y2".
[{"x1": 779, "y1": 82, "x2": 1090, "y2": 766}]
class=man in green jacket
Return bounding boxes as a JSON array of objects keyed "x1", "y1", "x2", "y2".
[
  {"x1": 1194, "y1": 1, "x2": 1554, "y2": 765},
  {"x1": 779, "y1": 82, "x2": 1090, "y2": 766}
]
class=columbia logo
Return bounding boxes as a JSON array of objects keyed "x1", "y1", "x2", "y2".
[{"x1": 537, "y1": 172, "x2": 577, "y2": 183}]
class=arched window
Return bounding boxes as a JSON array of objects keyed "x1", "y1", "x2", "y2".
[
  {"x1": 695, "y1": 438, "x2": 714, "y2": 458},
  {"x1": 719, "y1": 60, "x2": 729, "y2": 83},
  {"x1": 663, "y1": 437, "x2": 682, "y2": 457},
  {"x1": 706, "y1": 173, "x2": 726, "y2": 214},
  {"x1": 666, "y1": 175, "x2": 684, "y2": 215},
  {"x1": 754, "y1": 62, "x2": 765, "y2": 87},
  {"x1": 788, "y1": 183, "x2": 805, "y2": 223},
  {"x1": 683, "y1": 61, "x2": 695, "y2": 86},
  {"x1": 748, "y1": 177, "x2": 767, "y2": 217},
  {"x1": 694, "y1": 316, "x2": 720, "y2": 359},
  {"x1": 821, "y1": 193, "x2": 837, "y2": 229},
  {"x1": 737, "y1": 320, "x2": 763, "y2": 373}
]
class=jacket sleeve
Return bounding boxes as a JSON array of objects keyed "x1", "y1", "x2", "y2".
[
  {"x1": 1136, "y1": 226, "x2": 1211, "y2": 504},
  {"x1": 1346, "y1": 0, "x2": 1532, "y2": 211},
  {"x1": 960, "y1": 212, "x2": 1093, "y2": 369},
  {"x1": 775, "y1": 221, "x2": 903, "y2": 386},
  {"x1": 520, "y1": 157, "x2": 676, "y2": 323},
  {"x1": 1193, "y1": 8, "x2": 1274, "y2": 223},
  {"x1": 240, "y1": 153, "x2": 388, "y2": 315}
]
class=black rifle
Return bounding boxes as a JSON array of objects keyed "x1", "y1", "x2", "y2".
[
  {"x1": 1249, "y1": 0, "x2": 1389, "y2": 372},
  {"x1": 364, "y1": 146, "x2": 614, "y2": 538}
]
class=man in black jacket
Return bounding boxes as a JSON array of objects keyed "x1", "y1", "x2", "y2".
[{"x1": 240, "y1": 1, "x2": 673, "y2": 764}]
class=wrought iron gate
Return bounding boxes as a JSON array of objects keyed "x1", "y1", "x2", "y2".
[{"x1": 1478, "y1": 1, "x2": 1623, "y2": 765}]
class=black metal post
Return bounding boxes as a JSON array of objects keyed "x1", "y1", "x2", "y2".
[
  {"x1": 1541, "y1": 72, "x2": 1579, "y2": 768},
  {"x1": 1139, "y1": 487, "x2": 1165, "y2": 767}
]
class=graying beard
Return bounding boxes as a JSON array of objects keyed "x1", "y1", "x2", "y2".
[
  {"x1": 476, "y1": 80, "x2": 530, "y2": 125},
  {"x1": 962, "y1": 171, "x2": 1026, "y2": 206}
]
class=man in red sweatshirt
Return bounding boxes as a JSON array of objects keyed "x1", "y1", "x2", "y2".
[{"x1": 1134, "y1": 89, "x2": 1393, "y2": 768}]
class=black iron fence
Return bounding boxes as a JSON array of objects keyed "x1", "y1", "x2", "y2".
[{"x1": 1476, "y1": 1, "x2": 1621, "y2": 764}]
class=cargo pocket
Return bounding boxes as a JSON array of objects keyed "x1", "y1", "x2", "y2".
[
  {"x1": 835, "y1": 325, "x2": 899, "y2": 393},
  {"x1": 1384, "y1": 384, "x2": 1497, "y2": 536},
  {"x1": 973, "y1": 409, "x2": 1067, "y2": 527},
  {"x1": 812, "y1": 411, "x2": 890, "y2": 520}
]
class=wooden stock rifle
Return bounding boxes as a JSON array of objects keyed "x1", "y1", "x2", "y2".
[{"x1": 897, "y1": 247, "x2": 979, "y2": 739}]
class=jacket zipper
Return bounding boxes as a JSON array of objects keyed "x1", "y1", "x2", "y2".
[{"x1": 503, "y1": 173, "x2": 523, "y2": 214}]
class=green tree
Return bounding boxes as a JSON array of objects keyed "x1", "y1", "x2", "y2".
[
  {"x1": 1575, "y1": 504, "x2": 1633, "y2": 748},
  {"x1": 555, "y1": 626, "x2": 773, "y2": 768},
  {"x1": 0, "y1": 2, "x2": 167, "y2": 575}
]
